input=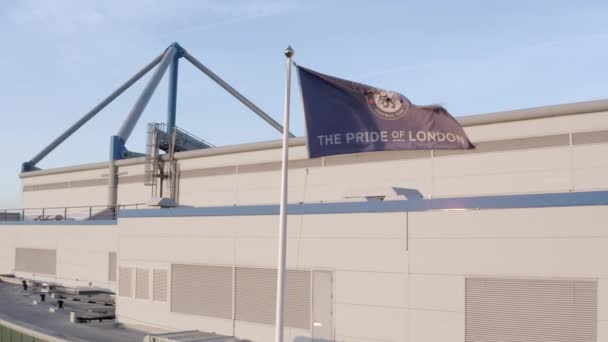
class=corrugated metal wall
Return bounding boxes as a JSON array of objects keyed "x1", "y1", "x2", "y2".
[
  {"x1": 118, "y1": 267, "x2": 133, "y2": 297},
  {"x1": 235, "y1": 267, "x2": 310, "y2": 329},
  {"x1": 120, "y1": 266, "x2": 167, "y2": 302},
  {"x1": 234, "y1": 267, "x2": 276, "y2": 325},
  {"x1": 171, "y1": 264, "x2": 233, "y2": 319},
  {"x1": 14, "y1": 248, "x2": 56, "y2": 275},
  {"x1": 153, "y1": 269, "x2": 168, "y2": 302},
  {"x1": 466, "y1": 277, "x2": 597, "y2": 342},
  {"x1": 169, "y1": 264, "x2": 312, "y2": 329},
  {"x1": 283, "y1": 269, "x2": 312, "y2": 330},
  {"x1": 108, "y1": 252, "x2": 117, "y2": 282},
  {"x1": 135, "y1": 268, "x2": 150, "y2": 300}
]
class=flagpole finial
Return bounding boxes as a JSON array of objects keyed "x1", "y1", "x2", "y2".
[{"x1": 284, "y1": 46, "x2": 294, "y2": 58}]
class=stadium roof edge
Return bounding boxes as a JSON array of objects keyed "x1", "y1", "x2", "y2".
[{"x1": 20, "y1": 98, "x2": 608, "y2": 179}]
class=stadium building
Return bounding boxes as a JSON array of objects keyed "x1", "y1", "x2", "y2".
[{"x1": 1, "y1": 44, "x2": 607, "y2": 342}]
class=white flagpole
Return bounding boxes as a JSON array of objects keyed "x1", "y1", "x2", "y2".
[{"x1": 275, "y1": 45, "x2": 294, "y2": 342}]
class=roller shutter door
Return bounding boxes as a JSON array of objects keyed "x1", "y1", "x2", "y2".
[
  {"x1": 118, "y1": 267, "x2": 133, "y2": 297},
  {"x1": 153, "y1": 269, "x2": 168, "y2": 302},
  {"x1": 135, "y1": 268, "x2": 150, "y2": 300},
  {"x1": 171, "y1": 264, "x2": 233, "y2": 319},
  {"x1": 108, "y1": 252, "x2": 117, "y2": 282},
  {"x1": 14, "y1": 248, "x2": 56, "y2": 275},
  {"x1": 235, "y1": 267, "x2": 311, "y2": 329},
  {"x1": 466, "y1": 277, "x2": 597, "y2": 342}
]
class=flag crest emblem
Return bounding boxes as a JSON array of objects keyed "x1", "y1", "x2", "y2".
[{"x1": 366, "y1": 89, "x2": 410, "y2": 120}]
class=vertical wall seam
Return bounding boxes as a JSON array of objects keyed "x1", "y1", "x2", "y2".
[
  {"x1": 430, "y1": 150, "x2": 435, "y2": 198},
  {"x1": 232, "y1": 264, "x2": 236, "y2": 335},
  {"x1": 569, "y1": 132, "x2": 574, "y2": 192},
  {"x1": 405, "y1": 211, "x2": 409, "y2": 251}
]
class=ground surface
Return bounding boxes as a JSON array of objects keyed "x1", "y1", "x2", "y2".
[{"x1": 0, "y1": 282, "x2": 151, "y2": 342}]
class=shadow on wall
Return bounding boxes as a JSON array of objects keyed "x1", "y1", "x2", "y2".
[{"x1": 293, "y1": 337, "x2": 334, "y2": 342}]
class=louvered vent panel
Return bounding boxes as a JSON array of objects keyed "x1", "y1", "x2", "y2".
[
  {"x1": 108, "y1": 252, "x2": 117, "y2": 282},
  {"x1": 171, "y1": 264, "x2": 233, "y2": 319},
  {"x1": 135, "y1": 268, "x2": 150, "y2": 299},
  {"x1": 14, "y1": 248, "x2": 56, "y2": 275},
  {"x1": 235, "y1": 267, "x2": 311, "y2": 329},
  {"x1": 285, "y1": 269, "x2": 312, "y2": 329},
  {"x1": 153, "y1": 269, "x2": 168, "y2": 302},
  {"x1": 235, "y1": 267, "x2": 275, "y2": 325},
  {"x1": 466, "y1": 277, "x2": 597, "y2": 342},
  {"x1": 118, "y1": 267, "x2": 133, "y2": 297}
]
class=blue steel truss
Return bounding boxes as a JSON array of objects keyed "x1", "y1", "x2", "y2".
[{"x1": 22, "y1": 42, "x2": 293, "y2": 173}]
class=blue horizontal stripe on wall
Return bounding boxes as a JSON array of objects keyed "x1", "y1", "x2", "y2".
[{"x1": 118, "y1": 190, "x2": 608, "y2": 218}]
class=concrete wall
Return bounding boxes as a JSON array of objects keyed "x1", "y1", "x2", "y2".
[
  {"x1": 408, "y1": 205, "x2": 608, "y2": 342},
  {"x1": 19, "y1": 110, "x2": 608, "y2": 210},
  {"x1": 6, "y1": 107, "x2": 608, "y2": 341},
  {"x1": 115, "y1": 204, "x2": 608, "y2": 342},
  {"x1": 0, "y1": 224, "x2": 118, "y2": 290},
  {"x1": 0, "y1": 204, "x2": 607, "y2": 341},
  {"x1": 116, "y1": 213, "x2": 408, "y2": 342},
  {"x1": 21, "y1": 168, "x2": 108, "y2": 209}
]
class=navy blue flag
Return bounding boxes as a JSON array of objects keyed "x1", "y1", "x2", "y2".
[{"x1": 297, "y1": 66, "x2": 474, "y2": 158}]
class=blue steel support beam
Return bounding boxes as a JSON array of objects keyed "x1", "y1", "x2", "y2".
[
  {"x1": 110, "y1": 43, "x2": 177, "y2": 207},
  {"x1": 117, "y1": 44, "x2": 177, "y2": 143},
  {"x1": 166, "y1": 44, "x2": 181, "y2": 134},
  {"x1": 107, "y1": 135, "x2": 124, "y2": 207},
  {"x1": 22, "y1": 53, "x2": 164, "y2": 172},
  {"x1": 182, "y1": 50, "x2": 295, "y2": 137}
]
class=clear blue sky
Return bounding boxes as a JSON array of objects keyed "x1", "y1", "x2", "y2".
[{"x1": 1, "y1": 0, "x2": 607, "y2": 208}]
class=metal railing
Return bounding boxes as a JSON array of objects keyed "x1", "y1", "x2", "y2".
[{"x1": 0, "y1": 203, "x2": 145, "y2": 222}]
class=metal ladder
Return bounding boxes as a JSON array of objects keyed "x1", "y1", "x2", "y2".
[{"x1": 144, "y1": 123, "x2": 160, "y2": 196}]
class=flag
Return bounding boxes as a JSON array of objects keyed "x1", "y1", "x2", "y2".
[{"x1": 297, "y1": 66, "x2": 474, "y2": 158}]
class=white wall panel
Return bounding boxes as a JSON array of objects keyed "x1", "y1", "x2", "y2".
[
  {"x1": 298, "y1": 238, "x2": 407, "y2": 273},
  {"x1": 463, "y1": 111, "x2": 608, "y2": 141},
  {"x1": 409, "y1": 207, "x2": 608, "y2": 278},
  {"x1": 409, "y1": 206, "x2": 608, "y2": 239},
  {"x1": 335, "y1": 271, "x2": 407, "y2": 308},
  {"x1": 572, "y1": 143, "x2": 608, "y2": 191},
  {"x1": 410, "y1": 237, "x2": 608, "y2": 277},
  {"x1": 409, "y1": 309, "x2": 464, "y2": 342},
  {"x1": 57, "y1": 248, "x2": 108, "y2": 282},
  {"x1": 120, "y1": 236, "x2": 235, "y2": 266},
  {"x1": 234, "y1": 237, "x2": 300, "y2": 268},
  {"x1": 433, "y1": 170, "x2": 571, "y2": 197},
  {"x1": 179, "y1": 175, "x2": 238, "y2": 206},
  {"x1": 409, "y1": 274, "x2": 464, "y2": 313},
  {"x1": 4, "y1": 226, "x2": 118, "y2": 288},
  {"x1": 178, "y1": 153, "x2": 241, "y2": 169},
  {"x1": 434, "y1": 148, "x2": 570, "y2": 177},
  {"x1": 233, "y1": 321, "x2": 310, "y2": 342},
  {"x1": 235, "y1": 169, "x2": 307, "y2": 205},
  {"x1": 0, "y1": 228, "x2": 17, "y2": 274},
  {"x1": 598, "y1": 321, "x2": 608, "y2": 342},
  {"x1": 300, "y1": 213, "x2": 406, "y2": 239},
  {"x1": 335, "y1": 304, "x2": 407, "y2": 342},
  {"x1": 117, "y1": 298, "x2": 233, "y2": 335},
  {"x1": 117, "y1": 183, "x2": 149, "y2": 206}
]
